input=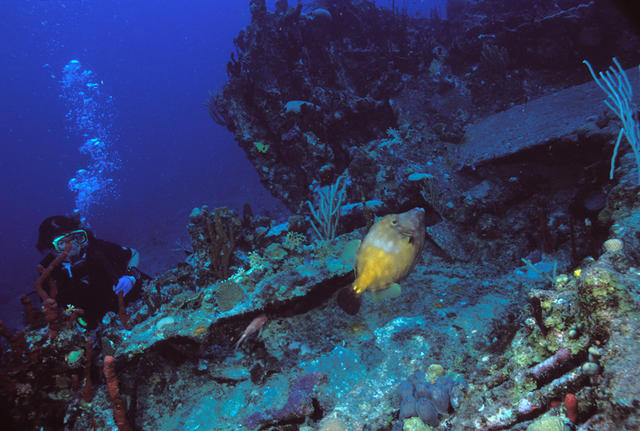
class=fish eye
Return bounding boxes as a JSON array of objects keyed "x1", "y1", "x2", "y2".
[{"x1": 391, "y1": 218, "x2": 398, "y2": 225}]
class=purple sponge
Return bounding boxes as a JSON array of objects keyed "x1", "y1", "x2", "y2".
[{"x1": 244, "y1": 371, "x2": 325, "y2": 428}]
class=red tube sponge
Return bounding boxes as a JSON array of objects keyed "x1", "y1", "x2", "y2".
[
  {"x1": 117, "y1": 291, "x2": 131, "y2": 330},
  {"x1": 20, "y1": 295, "x2": 40, "y2": 326},
  {"x1": 565, "y1": 393, "x2": 578, "y2": 423},
  {"x1": 35, "y1": 241, "x2": 70, "y2": 301},
  {"x1": 43, "y1": 298, "x2": 59, "y2": 339},
  {"x1": 103, "y1": 355, "x2": 132, "y2": 431}
]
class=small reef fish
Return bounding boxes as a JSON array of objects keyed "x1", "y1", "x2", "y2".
[
  {"x1": 235, "y1": 313, "x2": 268, "y2": 349},
  {"x1": 337, "y1": 207, "x2": 426, "y2": 315}
]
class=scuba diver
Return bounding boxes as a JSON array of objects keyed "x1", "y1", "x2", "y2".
[{"x1": 35, "y1": 215, "x2": 146, "y2": 330}]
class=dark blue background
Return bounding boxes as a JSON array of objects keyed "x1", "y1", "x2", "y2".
[{"x1": 0, "y1": 0, "x2": 445, "y2": 328}]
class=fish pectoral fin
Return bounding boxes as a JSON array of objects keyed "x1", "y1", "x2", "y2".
[
  {"x1": 337, "y1": 287, "x2": 362, "y2": 315},
  {"x1": 389, "y1": 282, "x2": 402, "y2": 297},
  {"x1": 370, "y1": 283, "x2": 402, "y2": 302}
]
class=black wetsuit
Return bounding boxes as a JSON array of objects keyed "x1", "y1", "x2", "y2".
[{"x1": 39, "y1": 238, "x2": 143, "y2": 329}]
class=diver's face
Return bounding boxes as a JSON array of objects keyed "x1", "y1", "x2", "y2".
[
  {"x1": 64, "y1": 241, "x2": 86, "y2": 258},
  {"x1": 52, "y1": 230, "x2": 88, "y2": 257}
]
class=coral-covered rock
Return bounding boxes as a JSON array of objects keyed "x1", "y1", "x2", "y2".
[{"x1": 244, "y1": 371, "x2": 325, "y2": 428}]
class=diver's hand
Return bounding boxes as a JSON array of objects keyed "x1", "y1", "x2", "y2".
[{"x1": 113, "y1": 276, "x2": 136, "y2": 297}]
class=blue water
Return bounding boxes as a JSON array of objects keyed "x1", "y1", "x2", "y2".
[{"x1": 0, "y1": 0, "x2": 446, "y2": 328}]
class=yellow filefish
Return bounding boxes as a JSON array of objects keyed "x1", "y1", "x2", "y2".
[{"x1": 338, "y1": 207, "x2": 426, "y2": 314}]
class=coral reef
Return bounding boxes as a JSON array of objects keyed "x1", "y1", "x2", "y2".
[
  {"x1": 0, "y1": 313, "x2": 100, "y2": 429},
  {"x1": 208, "y1": 0, "x2": 640, "y2": 292},
  {"x1": 2, "y1": 175, "x2": 640, "y2": 430}
]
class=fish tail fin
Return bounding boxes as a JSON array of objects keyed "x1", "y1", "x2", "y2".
[{"x1": 337, "y1": 287, "x2": 362, "y2": 315}]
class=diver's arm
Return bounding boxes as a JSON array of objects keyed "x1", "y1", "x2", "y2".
[{"x1": 127, "y1": 248, "x2": 140, "y2": 269}]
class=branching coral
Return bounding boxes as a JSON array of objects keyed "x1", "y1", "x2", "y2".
[{"x1": 307, "y1": 175, "x2": 346, "y2": 241}]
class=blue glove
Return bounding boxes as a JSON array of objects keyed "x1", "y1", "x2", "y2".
[{"x1": 113, "y1": 276, "x2": 135, "y2": 297}]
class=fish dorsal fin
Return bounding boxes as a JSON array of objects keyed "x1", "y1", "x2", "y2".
[{"x1": 341, "y1": 239, "x2": 361, "y2": 270}]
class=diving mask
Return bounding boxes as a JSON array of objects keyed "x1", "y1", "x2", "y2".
[{"x1": 52, "y1": 229, "x2": 88, "y2": 253}]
